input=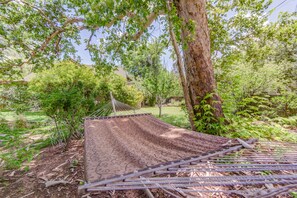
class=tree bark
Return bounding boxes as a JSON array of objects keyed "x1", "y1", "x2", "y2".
[
  {"x1": 167, "y1": 15, "x2": 196, "y2": 130},
  {"x1": 174, "y1": 0, "x2": 224, "y2": 121},
  {"x1": 157, "y1": 96, "x2": 162, "y2": 117}
]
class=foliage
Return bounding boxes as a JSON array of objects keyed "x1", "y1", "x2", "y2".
[
  {"x1": 0, "y1": 114, "x2": 52, "y2": 170},
  {"x1": 1, "y1": 0, "x2": 297, "y2": 141},
  {"x1": 218, "y1": 61, "x2": 297, "y2": 118},
  {"x1": 224, "y1": 116, "x2": 297, "y2": 143},
  {"x1": 98, "y1": 74, "x2": 143, "y2": 107},
  {"x1": 291, "y1": 191, "x2": 297, "y2": 198},
  {"x1": 144, "y1": 106, "x2": 297, "y2": 143},
  {"x1": 122, "y1": 39, "x2": 181, "y2": 115},
  {"x1": 236, "y1": 96, "x2": 274, "y2": 118},
  {"x1": 29, "y1": 61, "x2": 99, "y2": 138},
  {"x1": 193, "y1": 93, "x2": 226, "y2": 135},
  {"x1": 272, "y1": 116, "x2": 297, "y2": 127},
  {"x1": 14, "y1": 115, "x2": 28, "y2": 129},
  {"x1": 142, "y1": 67, "x2": 180, "y2": 113},
  {"x1": 0, "y1": 83, "x2": 32, "y2": 114}
]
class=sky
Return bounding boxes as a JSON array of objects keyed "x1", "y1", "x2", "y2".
[{"x1": 74, "y1": 0, "x2": 297, "y2": 69}]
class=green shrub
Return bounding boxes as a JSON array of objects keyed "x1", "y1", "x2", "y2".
[
  {"x1": 194, "y1": 93, "x2": 226, "y2": 135},
  {"x1": 218, "y1": 61, "x2": 297, "y2": 118},
  {"x1": 0, "y1": 118, "x2": 10, "y2": 130},
  {"x1": 224, "y1": 116, "x2": 297, "y2": 143},
  {"x1": 98, "y1": 74, "x2": 143, "y2": 107},
  {"x1": 29, "y1": 61, "x2": 100, "y2": 138},
  {"x1": 236, "y1": 96, "x2": 275, "y2": 118},
  {"x1": 272, "y1": 116, "x2": 297, "y2": 127}
]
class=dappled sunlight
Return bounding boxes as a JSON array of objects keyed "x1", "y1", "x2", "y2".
[{"x1": 160, "y1": 128, "x2": 188, "y2": 139}]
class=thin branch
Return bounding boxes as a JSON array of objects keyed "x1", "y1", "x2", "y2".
[
  {"x1": 19, "y1": 0, "x2": 56, "y2": 28},
  {"x1": 132, "y1": 12, "x2": 159, "y2": 40},
  {"x1": 0, "y1": 0, "x2": 13, "y2": 4},
  {"x1": 55, "y1": 35, "x2": 62, "y2": 54},
  {"x1": 32, "y1": 29, "x2": 64, "y2": 56},
  {"x1": 63, "y1": 17, "x2": 84, "y2": 27},
  {"x1": 86, "y1": 30, "x2": 95, "y2": 49}
]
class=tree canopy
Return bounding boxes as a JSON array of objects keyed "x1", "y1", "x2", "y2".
[{"x1": 1, "y1": 0, "x2": 296, "y2": 130}]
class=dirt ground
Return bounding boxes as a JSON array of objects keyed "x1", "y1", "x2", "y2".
[{"x1": 0, "y1": 140, "x2": 166, "y2": 198}]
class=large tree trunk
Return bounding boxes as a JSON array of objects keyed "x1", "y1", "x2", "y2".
[{"x1": 174, "y1": 0, "x2": 224, "y2": 122}]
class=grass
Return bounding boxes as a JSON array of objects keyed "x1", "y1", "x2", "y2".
[
  {"x1": 0, "y1": 111, "x2": 49, "y2": 122},
  {"x1": 142, "y1": 106, "x2": 191, "y2": 129},
  {"x1": 0, "y1": 111, "x2": 53, "y2": 170}
]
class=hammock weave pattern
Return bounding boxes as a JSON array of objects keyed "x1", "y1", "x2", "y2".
[{"x1": 84, "y1": 114, "x2": 232, "y2": 182}]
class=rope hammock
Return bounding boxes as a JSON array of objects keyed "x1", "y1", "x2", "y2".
[{"x1": 80, "y1": 96, "x2": 297, "y2": 197}]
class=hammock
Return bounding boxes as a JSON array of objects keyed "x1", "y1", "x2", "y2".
[{"x1": 79, "y1": 99, "x2": 297, "y2": 197}]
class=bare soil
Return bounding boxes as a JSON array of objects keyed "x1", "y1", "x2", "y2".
[{"x1": 0, "y1": 140, "x2": 157, "y2": 198}]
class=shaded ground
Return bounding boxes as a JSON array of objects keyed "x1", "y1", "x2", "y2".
[{"x1": 0, "y1": 140, "x2": 159, "y2": 198}]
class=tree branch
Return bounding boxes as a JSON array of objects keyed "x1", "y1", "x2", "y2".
[
  {"x1": 63, "y1": 17, "x2": 84, "y2": 27},
  {"x1": 32, "y1": 29, "x2": 64, "y2": 56},
  {"x1": 55, "y1": 35, "x2": 62, "y2": 54},
  {"x1": 19, "y1": 0, "x2": 56, "y2": 29},
  {"x1": 0, "y1": 0, "x2": 13, "y2": 4},
  {"x1": 86, "y1": 30, "x2": 95, "y2": 49},
  {"x1": 132, "y1": 12, "x2": 159, "y2": 40}
]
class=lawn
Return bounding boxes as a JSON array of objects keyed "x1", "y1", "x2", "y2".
[
  {"x1": 0, "y1": 111, "x2": 49, "y2": 122},
  {"x1": 141, "y1": 106, "x2": 191, "y2": 129},
  {"x1": 0, "y1": 111, "x2": 53, "y2": 169}
]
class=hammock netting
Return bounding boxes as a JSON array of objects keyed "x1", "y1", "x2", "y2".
[{"x1": 80, "y1": 99, "x2": 297, "y2": 197}]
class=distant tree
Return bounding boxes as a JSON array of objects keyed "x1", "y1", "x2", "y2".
[
  {"x1": 142, "y1": 68, "x2": 180, "y2": 117},
  {"x1": 122, "y1": 39, "x2": 181, "y2": 115}
]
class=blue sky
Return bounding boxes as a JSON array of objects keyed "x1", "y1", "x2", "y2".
[{"x1": 74, "y1": 0, "x2": 296, "y2": 68}]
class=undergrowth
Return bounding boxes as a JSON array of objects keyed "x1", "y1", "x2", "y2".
[
  {"x1": 0, "y1": 115, "x2": 59, "y2": 170},
  {"x1": 223, "y1": 115, "x2": 297, "y2": 143}
]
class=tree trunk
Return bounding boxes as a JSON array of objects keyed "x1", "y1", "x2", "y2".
[
  {"x1": 174, "y1": 0, "x2": 224, "y2": 122},
  {"x1": 167, "y1": 12, "x2": 196, "y2": 130},
  {"x1": 157, "y1": 96, "x2": 162, "y2": 117}
]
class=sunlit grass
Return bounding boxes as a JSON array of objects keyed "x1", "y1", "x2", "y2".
[
  {"x1": 141, "y1": 106, "x2": 191, "y2": 129},
  {"x1": 0, "y1": 111, "x2": 49, "y2": 122},
  {"x1": 0, "y1": 111, "x2": 53, "y2": 170}
]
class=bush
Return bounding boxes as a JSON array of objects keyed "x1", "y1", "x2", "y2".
[
  {"x1": 224, "y1": 116, "x2": 297, "y2": 143},
  {"x1": 218, "y1": 61, "x2": 297, "y2": 118},
  {"x1": 29, "y1": 62, "x2": 143, "y2": 143},
  {"x1": 29, "y1": 61, "x2": 100, "y2": 139},
  {"x1": 193, "y1": 93, "x2": 226, "y2": 135},
  {"x1": 98, "y1": 74, "x2": 143, "y2": 107}
]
